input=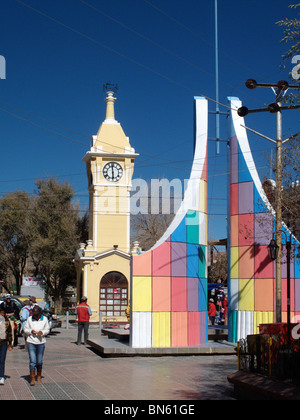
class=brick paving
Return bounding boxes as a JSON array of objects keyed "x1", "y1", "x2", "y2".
[{"x1": 0, "y1": 327, "x2": 238, "y2": 400}]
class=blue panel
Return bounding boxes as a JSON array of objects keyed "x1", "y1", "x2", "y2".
[
  {"x1": 295, "y1": 246, "x2": 300, "y2": 279},
  {"x1": 198, "y1": 278, "x2": 207, "y2": 311},
  {"x1": 198, "y1": 245, "x2": 206, "y2": 278},
  {"x1": 187, "y1": 243, "x2": 199, "y2": 278},
  {"x1": 254, "y1": 184, "x2": 269, "y2": 213},
  {"x1": 238, "y1": 145, "x2": 252, "y2": 183},
  {"x1": 171, "y1": 215, "x2": 187, "y2": 242}
]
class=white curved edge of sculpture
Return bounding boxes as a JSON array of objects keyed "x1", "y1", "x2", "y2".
[
  {"x1": 146, "y1": 97, "x2": 208, "y2": 252},
  {"x1": 229, "y1": 97, "x2": 274, "y2": 215},
  {"x1": 229, "y1": 97, "x2": 298, "y2": 243}
]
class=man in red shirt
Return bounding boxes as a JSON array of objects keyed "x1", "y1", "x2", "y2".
[
  {"x1": 208, "y1": 298, "x2": 217, "y2": 326},
  {"x1": 75, "y1": 297, "x2": 92, "y2": 345}
]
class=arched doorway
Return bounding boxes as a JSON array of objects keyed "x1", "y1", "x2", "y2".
[{"x1": 99, "y1": 271, "x2": 128, "y2": 317}]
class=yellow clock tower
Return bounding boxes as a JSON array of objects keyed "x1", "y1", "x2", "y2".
[{"x1": 75, "y1": 90, "x2": 138, "y2": 323}]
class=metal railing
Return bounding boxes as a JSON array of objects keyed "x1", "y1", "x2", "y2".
[{"x1": 237, "y1": 334, "x2": 300, "y2": 384}]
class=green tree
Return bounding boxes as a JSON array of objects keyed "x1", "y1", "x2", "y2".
[
  {"x1": 273, "y1": 4, "x2": 300, "y2": 235},
  {"x1": 0, "y1": 191, "x2": 34, "y2": 294},
  {"x1": 30, "y1": 178, "x2": 80, "y2": 310},
  {"x1": 277, "y1": 3, "x2": 300, "y2": 101}
]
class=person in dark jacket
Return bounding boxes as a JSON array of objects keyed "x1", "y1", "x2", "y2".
[
  {"x1": 0, "y1": 308, "x2": 13, "y2": 385},
  {"x1": 75, "y1": 297, "x2": 92, "y2": 345},
  {"x1": 0, "y1": 294, "x2": 19, "y2": 318}
]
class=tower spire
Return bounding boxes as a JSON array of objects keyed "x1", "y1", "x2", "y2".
[{"x1": 105, "y1": 91, "x2": 117, "y2": 122}]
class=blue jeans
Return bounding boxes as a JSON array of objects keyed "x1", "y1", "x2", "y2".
[
  {"x1": 27, "y1": 343, "x2": 45, "y2": 371},
  {"x1": 77, "y1": 322, "x2": 89, "y2": 344},
  {"x1": 0, "y1": 343, "x2": 8, "y2": 378}
]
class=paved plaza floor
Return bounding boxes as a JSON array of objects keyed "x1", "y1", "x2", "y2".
[{"x1": 0, "y1": 326, "x2": 238, "y2": 400}]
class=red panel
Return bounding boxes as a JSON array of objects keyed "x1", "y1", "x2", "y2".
[
  {"x1": 171, "y1": 277, "x2": 187, "y2": 311},
  {"x1": 188, "y1": 312, "x2": 200, "y2": 345},
  {"x1": 254, "y1": 245, "x2": 273, "y2": 279}
]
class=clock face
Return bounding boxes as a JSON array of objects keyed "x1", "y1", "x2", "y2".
[{"x1": 103, "y1": 162, "x2": 123, "y2": 182}]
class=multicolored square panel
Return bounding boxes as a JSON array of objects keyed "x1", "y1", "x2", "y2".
[
  {"x1": 130, "y1": 98, "x2": 208, "y2": 348},
  {"x1": 228, "y1": 97, "x2": 300, "y2": 342}
]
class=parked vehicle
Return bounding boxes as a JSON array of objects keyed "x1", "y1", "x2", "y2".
[{"x1": 0, "y1": 296, "x2": 61, "y2": 332}]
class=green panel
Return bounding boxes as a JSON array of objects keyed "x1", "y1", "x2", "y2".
[
  {"x1": 228, "y1": 311, "x2": 238, "y2": 343},
  {"x1": 186, "y1": 210, "x2": 199, "y2": 244}
]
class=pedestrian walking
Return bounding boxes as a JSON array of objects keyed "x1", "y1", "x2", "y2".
[
  {"x1": 0, "y1": 294, "x2": 20, "y2": 346},
  {"x1": 75, "y1": 297, "x2": 92, "y2": 345},
  {"x1": 20, "y1": 299, "x2": 32, "y2": 348},
  {"x1": 0, "y1": 294, "x2": 19, "y2": 318},
  {"x1": 0, "y1": 307, "x2": 13, "y2": 385},
  {"x1": 20, "y1": 300, "x2": 32, "y2": 332},
  {"x1": 23, "y1": 305, "x2": 50, "y2": 386}
]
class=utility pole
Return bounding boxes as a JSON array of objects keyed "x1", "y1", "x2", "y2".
[
  {"x1": 238, "y1": 79, "x2": 300, "y2": 323},
  {"x1": 275, "y1": 103, "x2": 282, "y2": 322},
  {"x1": 214, "y1": 0, "x2": 220, "y2": 155}
]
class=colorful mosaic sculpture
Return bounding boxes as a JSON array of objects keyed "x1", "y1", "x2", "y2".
[
  {"x1": 228, "y1": 97, "x2": 300, "y2": 342},
  {"x1": 131, "y1": 97, "x2": 208, "y2": 348}
]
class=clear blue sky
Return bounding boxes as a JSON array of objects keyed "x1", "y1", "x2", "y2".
[{"x1": 0, "y1": 0, "x2": 298, "y2": 241}]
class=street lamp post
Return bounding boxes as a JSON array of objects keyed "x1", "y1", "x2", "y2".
[
  {"x1": 238, "y1": 78, "x2": 300, "y2": 323},
  {"x1": 268, "y1": 231, "x2": 292, "y2": 348}
]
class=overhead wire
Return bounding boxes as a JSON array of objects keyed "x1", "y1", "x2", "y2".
[
  {"x1": 14, "y1": 0, "x2": 236, "y2": 113},
  {"x1": 4, "y1": 0, "x2": 280, "y2": 224}
]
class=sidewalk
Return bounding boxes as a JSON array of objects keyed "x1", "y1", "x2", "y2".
[{"x1": 0, "y1": 327, "x2": 238, "y2": 400}]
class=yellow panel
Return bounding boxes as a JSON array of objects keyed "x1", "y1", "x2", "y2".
[
  {"x1": 254, "y1": 311, "x2": 274, "y2": 334},
  {"x1": 132, "y1": 277, "x2": 152, "y2": 312},
  {"x1": 230, "y1": 247, "x2": 239, "y2": 278},
  {"x1": 239, "y1": 278, "x2": 254, "y2": 311},
  {"x1": 152, "y1": 312, "x2": 171, "y2": 348}
]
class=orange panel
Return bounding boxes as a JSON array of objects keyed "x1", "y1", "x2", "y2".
[
  {"x1": 238, "y1": 246, "x2": 255, "y2": 279},
  {"x1": 152, "y1": 277, "x2": 171, "y2": 312},
  {"x1": 254, "y1": 278, "x2": 273, "y2": 311},
  {"x1": 231, "y1": 215, "x2": 238, "y2": 247},
  {"x1": 171, "y1": 312, "x2": 188, "y2": 347},
  {"x1": 132, "y1": 252, "x2": 152, "y2": 276},
  {"x1": 230, "y1": 184, "x2": 239, "y2": 215}
]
